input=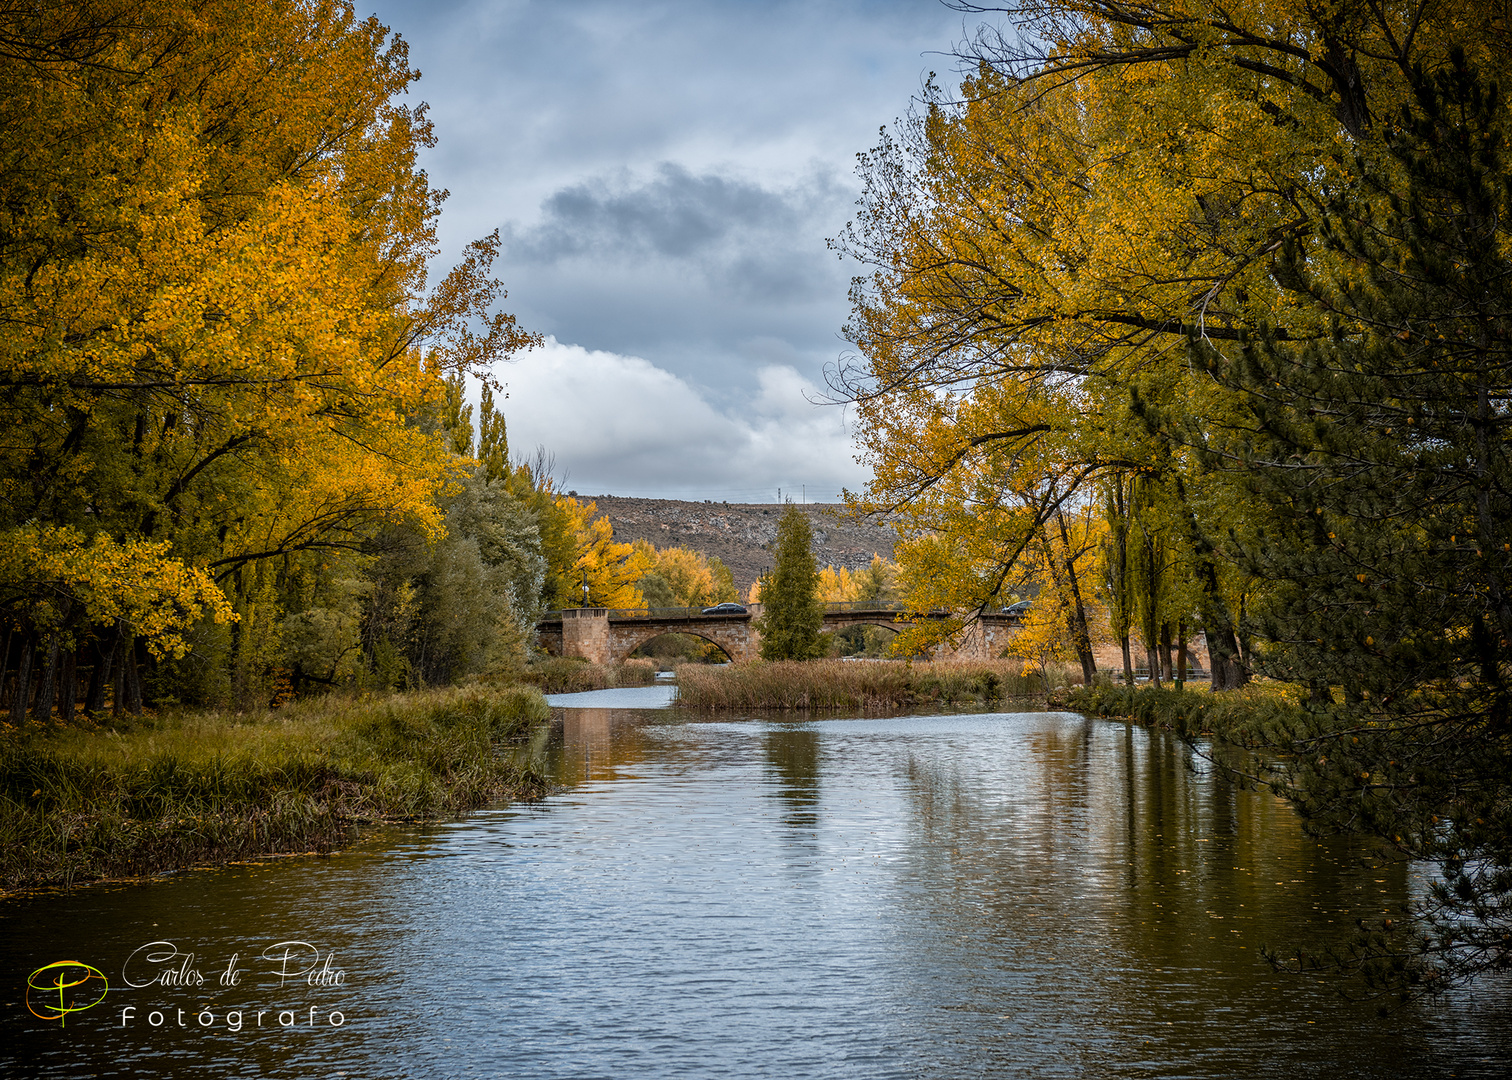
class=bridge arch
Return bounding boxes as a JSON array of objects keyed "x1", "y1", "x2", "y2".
[
  {"x1": 624, "y1": 629, "x2": 736, "y2": 664},
  {"x1": 832, "y1": 618, "x2": 901, "y2": 633}
]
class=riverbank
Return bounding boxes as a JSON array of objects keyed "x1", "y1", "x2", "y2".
[
  {"x1": 675, "y1": 658, "x2": 1073, "y2": 710},
  {"x1": 0, "y1": 685, "x2": 551, "y2": 894},
  {"x1": 1058, "y1": 681, "x2": 1309, "y2": 739}
]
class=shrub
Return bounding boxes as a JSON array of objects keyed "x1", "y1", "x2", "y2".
[{"x1": 523, "y1": 656, "x2": 659, "y2": 693}]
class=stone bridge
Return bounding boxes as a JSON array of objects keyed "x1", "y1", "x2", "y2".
[{"x1": 535, "y1": 603, "x2": 1026, "y2": 664}]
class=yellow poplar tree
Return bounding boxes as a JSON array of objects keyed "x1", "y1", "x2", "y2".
[
  {"x1": 0, "y1": 0, "x2": 535, "y2": 713},
  {"x1": 633, "y1": 542, "x2": 738, "y2": 609},
  {"x1": 556, "y1": 499, "x2": 649, "y2": 609},
  {"x1": 835, "y1": 1, "x2": 1511, "y2": 687}
]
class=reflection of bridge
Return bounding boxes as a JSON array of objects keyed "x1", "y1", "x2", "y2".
[{"x1": 535, "y1": 602, "x2": 1026, "y2": 664}]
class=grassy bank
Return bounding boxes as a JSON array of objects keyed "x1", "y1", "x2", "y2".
[
  {"x1": 676, "y1": 659, "x2": 1074, "y2": 710},
  {"x1": 0, "y1": 685, "x2": 551, "y2": 894},
  {"x1": 1057, "y1": 682, "x2": 1309, "y2": 740}
]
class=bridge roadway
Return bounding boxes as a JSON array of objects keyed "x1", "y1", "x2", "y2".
[{"x1": 535, "y1": 602, "x2": 1024, "y2": 664}]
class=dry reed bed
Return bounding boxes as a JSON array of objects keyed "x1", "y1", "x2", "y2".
[
  {"x1": 523, "y1": 657, "x2": 658, "y2": 694},
  {"x1": 0, "y1": 685, "x2": 551, "y2": 893},
  {"x1": 675, "y1": 659, "x2": 1056, "y2": 710}
]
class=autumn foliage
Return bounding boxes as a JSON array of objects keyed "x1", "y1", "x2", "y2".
[
  {"x1": 0, "y1": 1, "x2": 537, "y2": 717},
  {"x1": 836, "y1": 0, "x2": 1512, "y2": 994}
]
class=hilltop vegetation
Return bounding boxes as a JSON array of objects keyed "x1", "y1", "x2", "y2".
[{"x1": 586, "y1": 496, "x2": 896, "y2": 589}]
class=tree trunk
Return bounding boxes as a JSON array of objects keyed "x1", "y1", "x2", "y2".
[
  {"x1": 1158, "y1": 622, "x2": 1174, "y2": 682},
  {"x1": 57, "y1": 647, "x2": 78, "y2": 724},
  {"x1": 1176, "y1": 620, "x2": 1188, "y2": 686},
  {"x1": 1055, "y1": 512, "x2": 1097, "y2": 685},
  {"x1": 0, "y1": 624, "x2": 12, "y2": 710},
  {"x1": 1236, "y1": 593, "x2": 1254, "y2": 674},
  {"x1": 1145, "y1": 641, "x2": 1162, "y2": 688},
  {"x1": 1205, "y1": 623, "x2": 1245, "y2": 691},
  {"x1": 1135, "y1": 519, "x2": 1163, "y2": 689},
  {"x1": 10, "y1": 637, "x2": 33, "y2": 724},
  {"x1": 32, "y1": 629, "x2": 59, "y2": 722},
  {"x1": 125, "y1": 636, "x2": 144, "y2": 715},
  {"x1": 1106, "y1": 474, "x2": 1135, "y2": 687},
  {"x1": 112, "y1": 627, "x2": 126, "y2": 718},
  {"x1": 1171, "y1": 478, "x2": 1249, "y2": 691},
  {"x1": 85, "y1": 628, "x2": 116, "y2": 716}
]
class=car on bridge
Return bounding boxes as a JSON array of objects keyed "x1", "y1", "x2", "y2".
[{"x1": 701, "y1": 602, "x2": 748, "y2": 615}]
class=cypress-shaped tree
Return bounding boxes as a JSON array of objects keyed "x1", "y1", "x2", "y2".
[
  {"x1": 478, "y1": 383, "x2": 508, "y2": 485},
  {"x1": 754, "y1": 505, "x2": 828, "y2": 661}
]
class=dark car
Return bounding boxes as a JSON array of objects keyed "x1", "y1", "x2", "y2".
[
  {"x1": 1004, "y1": 600, "x2": 1031, "y2": 616},
  {"x1": 701, "y1": 602, "x2": 748, "y2": 615}
]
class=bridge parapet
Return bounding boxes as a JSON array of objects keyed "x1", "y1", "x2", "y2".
[
  {"x1": 534, "y1": 603, "x2": 1211, "y2": 676},
  {"x1": 541, "y1": 604, "x2": 764, "y2": 622},
  {"x1": 538, "y1": 601, "x2": 979, "y2": 623},
  {"x1": 537, "y1": 603, "x2": 1026, "y2": 665}
]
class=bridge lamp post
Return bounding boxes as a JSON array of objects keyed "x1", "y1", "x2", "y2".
[{"x1": 581, "y1": 570, "x2": 591, "y2": 609}]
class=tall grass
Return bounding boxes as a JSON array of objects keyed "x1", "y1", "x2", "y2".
[
  {"x1": 676, "y1": 659, "x2": 1060, "y2": 710},
  {"x1": 0, "y1": 685, "x2": 551, "y2": 893},
  {"x1": 523, "y1": 657, "x2": 658, "y2": 693}
]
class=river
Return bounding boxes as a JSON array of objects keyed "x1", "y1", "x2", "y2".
[{"x1": 3, "y1": 693, "x2": 1509, "y2": 1078}]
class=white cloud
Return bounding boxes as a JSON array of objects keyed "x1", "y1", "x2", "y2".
[
  {"x1": 493, "y1": 338, "x2": 867, "y2": 500},
  {"x1": 362, "y1": 0, "x2": 970, "y2": 499}
]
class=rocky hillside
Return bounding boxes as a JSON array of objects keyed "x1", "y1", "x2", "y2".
[{"x1": 586, "y1": 496, "x2": 896, "y2": 589}]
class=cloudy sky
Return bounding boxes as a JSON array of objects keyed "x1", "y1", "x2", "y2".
[{"x1": 365, "y1": 0, "x2": 972, "y2": 500}]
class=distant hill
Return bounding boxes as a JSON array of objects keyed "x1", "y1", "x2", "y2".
[{"x1": 585, "y1": 496, "x2": 896, "y2": 589}]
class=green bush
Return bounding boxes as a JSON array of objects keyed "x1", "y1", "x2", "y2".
[
  {"x1": 612, "y1": 659, "x2": 658, "y2": 686},
  {"x1": 1061, "y1": 682, "x2": 1309, "y2": 742}
]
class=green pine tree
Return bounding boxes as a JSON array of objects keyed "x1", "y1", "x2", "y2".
[
  {"x1": 754, "y1": 505, "x2": 828, "y2": 661},
  {"x1": 1187, "y1": 50, "x2": 1512, "y2": 996}
]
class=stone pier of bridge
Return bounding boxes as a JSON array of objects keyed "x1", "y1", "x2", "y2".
[{"x1": 545, "y1": 607, "x2": 764, "y2": 664}]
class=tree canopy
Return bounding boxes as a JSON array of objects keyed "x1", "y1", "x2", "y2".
[
  {"x1": 0, "y1": 1, "x2": 539, "y2": 713},
  {"x1": 835, "y1": 0, "x2": 1512, "y2": 994}
]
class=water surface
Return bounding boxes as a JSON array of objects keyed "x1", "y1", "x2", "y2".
[
  {"x1": 543, "y1": 685, "x2": 679, "y2": 708},
  {"x1": 3, "y1": 706, "x2": 1508, "y2": 1078}
]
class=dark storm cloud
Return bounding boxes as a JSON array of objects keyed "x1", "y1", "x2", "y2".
[
  {"x1": 516, "y1": 165, "x2": 792, "y2": 261},
  {"x1": 364, "y1": 0, "x2": 970, "y2": 371},
  {"x1": 502, "y1": 164, "x2": 840, "y2": 303}
]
